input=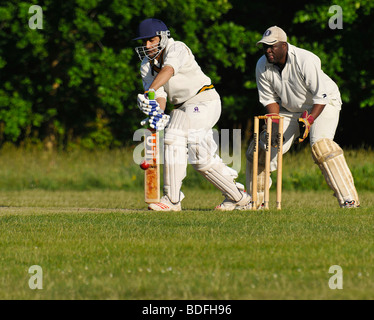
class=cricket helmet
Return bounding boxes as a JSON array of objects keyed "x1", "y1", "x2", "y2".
[{"x1": 134, "y1": 18, "x2": 170, "y2": 61}]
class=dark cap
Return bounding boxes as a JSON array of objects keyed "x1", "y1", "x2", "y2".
[{"x1": 133, "y1": 18, "x2": 169, "y2": 40}]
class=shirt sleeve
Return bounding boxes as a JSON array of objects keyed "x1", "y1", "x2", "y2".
[
  {"x1": 302, "y1": 55, "x2": 329, "y2": 105},
  {"x1": 162, "y1": 41, "x2": 190, "y2": 75},
  {"x1": 255, "y1": 58, "x2": 280, "y2": 107}
]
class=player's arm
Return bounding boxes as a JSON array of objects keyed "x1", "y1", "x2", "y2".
[
  {"x1": 147, "y1": 65, "x2": 173, "y2": 112},
  {"x1": 137, "y1": 62, "x2": 170, "y2": 131},
  {"x1": 148, "y1": 41, "x2": 188, "y2": 103},
  {"x1": 265, "y1": 102, "x2": 280, "y2": 115},
  {"x1": 310, "y1": 103, "x2": 325, "y2": 120},
  {"x1": 256, "y1": 58, "x2": 281, "y2": 111},
  {"x1": 299, "y1": 55, "x2": 327, "y2": 126},
  {"x1": 156, "y1": 97, "x2": 167, "y2": 112},
  {"x1": 149, "y1": 65, "x2": 174, "y2": 94},
  {"x1": 139, "y1": 60, "x2": 168, "y2": 110}
]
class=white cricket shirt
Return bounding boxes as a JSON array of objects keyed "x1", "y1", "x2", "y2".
[
  {"x1": 140, "y1": 38, "x2": 214, "y2": 105},
  {"x1": 256, "y1": 43, "x2": 342, "y2": 112}
]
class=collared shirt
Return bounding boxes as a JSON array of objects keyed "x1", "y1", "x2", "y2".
[
  {"x1": 256, "y1": 43, "x2": 342, "y2": 112},
  {"x1": 140, "y1": 38, "x2": 212, "y2": 106}
]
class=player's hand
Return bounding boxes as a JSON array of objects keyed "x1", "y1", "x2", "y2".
[
  {"x1": 259, "y1": 114, "x2": 283, "y2": 149},
  {"x1": 140, "y1": 112, "x2": 170, "y2": 131},
  {"x1": 259, "y1": 129, "x2": 282, "y2": 150},
  {"x1": 137, "y1": 92, "x2": 160, "y2": 116},
  {"x1": 144, "y1": 89, "x2": 156, "y2": 100},
  {"x1": 298, "y1": 110, "x2": 314, "y2": 143},
  {"x1": 298, "y1": 111, "x2": 314, "y2": 143},
  {"x1": 265, "y1": 113, "x2": 282, "y2": 147},
  {"x1": 265, "y1": 113, "x2": 280, "y2": 124},
  {"x1": 149, "y1": 112, "x2": 170, "y2": 131}
]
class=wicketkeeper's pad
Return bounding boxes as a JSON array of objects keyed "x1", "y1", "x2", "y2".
[{"x1": 311, "y1": 138, "x2": 359, "y2": 207}]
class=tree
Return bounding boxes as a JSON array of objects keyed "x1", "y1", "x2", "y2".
[{"x1": 0, "y1": 0, "x2": 373, "y2": 148}]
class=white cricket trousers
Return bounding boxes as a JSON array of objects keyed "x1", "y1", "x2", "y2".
[
  {"x1": 163, "y1": 93, "x2": 239, "y2": 203},
  {"x1": 179, "y1": 96, "x2": 238, "y2": 179}
]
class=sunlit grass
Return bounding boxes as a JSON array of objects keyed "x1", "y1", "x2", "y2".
[
  {"x1": 0, "y1": 145, "x2": 373, "y2": 299},
  {"x1": 0, "y1": 144, "x2": 372, "y2": 191},
  {"x1": 0, "y1": 189, "x2": 373, "y2": 300},
  {"x1": 0, "y1": 144, "x2": 142, "y2": 190}
]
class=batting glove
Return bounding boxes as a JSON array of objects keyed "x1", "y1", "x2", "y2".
[
  {"x1": 298, "y1": 111, "x2": 314, "y2": 143},
  {"x1": 137, "y1": 91, "x2": 160, "y2": 116},
  {"x1": 140, "y1": 112, "x2": 170, "y2": 131},
  {"x1": 149, "y1": 112, "x2": 170, "y2": 131}
]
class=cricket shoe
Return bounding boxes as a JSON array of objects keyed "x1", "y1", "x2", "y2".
[
  {"x1": 341, "y1": 200, "x2": 360, "y2": 208},
  {"x1": 148, "y1": 194, "x2": 184, "y2": 211},
  {"x1": 215, "y1": 191, "x2": 252, "y2": 211}
]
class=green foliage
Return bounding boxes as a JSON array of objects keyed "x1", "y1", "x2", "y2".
[
  {"x1": 0, "y1": 0, "x2": 138, "y2": 147},
  {"x1": 0, "y1": 1, "x2": 373, "y2": 148},
  {"x1": 292, "y1": 0, "x2": 374, "y2": 108}
]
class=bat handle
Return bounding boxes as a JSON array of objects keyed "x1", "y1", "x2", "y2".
[
  {"x1": 148, "y1": 90, "x2": 155, "y2": 100},
  {"x1": 147, "y1": 90, "x2": 155, "y2": 132}
]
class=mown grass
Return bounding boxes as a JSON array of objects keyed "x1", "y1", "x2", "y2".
[
  {"x1": 0, "y1": 146, "x2": 373, "y2": 300},
  {"x1": 1, "y1": 189, "x2": 374, "y2": 300}
]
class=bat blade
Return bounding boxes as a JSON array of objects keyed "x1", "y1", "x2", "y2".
[{"x1": 144, "y1": 128, "x2": 160, "y2": 203}]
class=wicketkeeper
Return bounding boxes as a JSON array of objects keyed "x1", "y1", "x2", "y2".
[
  {"x1": 246, "y1": 26, "x2": 360, "y2": 208},
  {"x1": 134, "y1": 18, "x2": 251, "y2": 211}
]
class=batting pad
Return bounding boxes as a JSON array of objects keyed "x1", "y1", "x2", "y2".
[
  {"x1": 312, "y1": 138, "x2": 359, "y2": 207},
  {"x1": 192, "y1": 156, "x2": 243, "y2": 202},
  {"x1": 163, "y1": 109, "x2": 188, "y2": 203},
  {"x1": 201, "y1": 166, "x2": 243, "y2": 202}
]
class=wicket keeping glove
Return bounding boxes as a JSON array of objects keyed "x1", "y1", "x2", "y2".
[
  {"x1": 260, "y1": 113, "x2": 283, "y2": 148},
  {"x1": 298, "y1": 111, "x2": 314, "y2": 143},
  {"x1": 265, "y1": 113, "x2": 280, "y2": 124},
  {"x1": 137, "y1": 90, "x2": 160, "y2": 116}
]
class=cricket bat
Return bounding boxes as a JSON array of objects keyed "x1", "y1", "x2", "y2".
[{"x1": 144, "y1": 91, "x2": 160, "y2": 203}]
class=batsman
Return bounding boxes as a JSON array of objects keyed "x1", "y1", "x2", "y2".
[
  {"x1": 134, "y1": 18, "x2": 251, "y2": 211},
  {"x1": 246, "y1": 26, "x2": 360, "y2": 208}
]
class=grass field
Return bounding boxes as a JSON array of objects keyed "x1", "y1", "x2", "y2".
[
  {"x1": 0, "y1": 146, "x2": 373, "y2": 300},
  {"x1": 1, "y1": 189, "x2": 374, "y2": 300}
]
